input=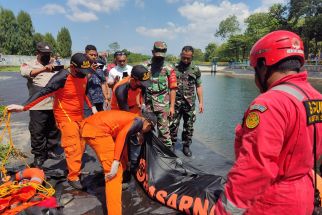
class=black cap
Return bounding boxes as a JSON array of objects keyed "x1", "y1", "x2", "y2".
[
  {"x1": 142, "y1": 111, "x2": 157, "y2": 127},
  {"x1": 131, "y1": 65, "x2": 152, "y2": 88},
  {"x1": 70, "y1": 53, "x2": 94, "y2": 75},
  {"x1": 36, "y1": 42, "x2": 52, "y2": 53}
]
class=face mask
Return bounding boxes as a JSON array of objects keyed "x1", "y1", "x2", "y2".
[
  {"x1": 179, "y1": 61, "x2": 189, "y2": 71},
  {"x1": 40, "y1": 55, "x2": 51, "y2": 66},
  {"x1": 152, "y1": 57, "x2": 164, "y2": 67}
]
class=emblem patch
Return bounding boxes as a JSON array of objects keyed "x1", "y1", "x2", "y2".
[
  {"x1": 249, "y1": 104, "x2": 267, "y2": 113},
  {"x1": 142, "y1": 71, "x2": 151, "y2": 80},
  {"x1": 303, "y1": 100, "x2": 322, "y2": 125},
  {"x1": 245, "y1": 112, "x2": 260, "y2": 129}
]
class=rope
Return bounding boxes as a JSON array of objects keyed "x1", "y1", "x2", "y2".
[{"x1": 0, "y1": 108, "x2": 55, "y2": 198}]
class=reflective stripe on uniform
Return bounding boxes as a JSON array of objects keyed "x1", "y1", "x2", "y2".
[
  {"x1": 58, "y1": 99, "x2": 72, "y2": 122},
  {"x1": 221, "y1": 193, "x2": 246, "y2": 215},
  {"x1": 271, "y1": 85, "x2": 304, "y2": 102}
]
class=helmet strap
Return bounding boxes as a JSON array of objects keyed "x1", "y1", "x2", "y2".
[{"x1": 255, "y1": 67, "x2": 268, "y2": 92}]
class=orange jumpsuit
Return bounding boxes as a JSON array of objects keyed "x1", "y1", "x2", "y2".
[
  {"x1": 22, "y1": 70, "x2": 92, "y2": 181},
  {"x1": 81, "y1": 110, "x2": 143, "y2": 215},
  {"x1": 111, "y1": 76, "x2": 142, "y2": 114}
]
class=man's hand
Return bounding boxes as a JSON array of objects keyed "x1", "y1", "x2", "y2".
[
  {"x1": 105, "y1": 160, "x2": 120, "y2": 180},
  {"x1": 44, "y1": 64, "x2": 54, "y2": 72},
  {"x1": 91, "y1": 106, "x2": 98, "y2": 114},
  {"x1": 7, "y1": 104, "x2": 24, "y2": 112},
  {"x1": 169, "y1": 106, "x2": 175, "y2": 118},
  {"x1": 104, "y1": 99, "x2": 110, "y2": 109},
  {"x1": 114, "y1": 75, "x2": 120, "y2": 83},
  {"x1": 199, "y1": 103, "x2": 204, "y2": 113},
  {"x1": 91, "y1": 63, "x2": 98, "y2": 70}
]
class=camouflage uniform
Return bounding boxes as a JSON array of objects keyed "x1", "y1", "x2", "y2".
[
  {"x1": 144, "y1": 58, "x2": 177, "y2": 147},
  {"x1": 169, "y1": 62, "x2": 201, "y2": 147}
]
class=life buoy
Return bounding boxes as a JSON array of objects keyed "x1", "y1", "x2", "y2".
[{"x1": 15, "y1": 168, "x2": 45, "y2": 184}]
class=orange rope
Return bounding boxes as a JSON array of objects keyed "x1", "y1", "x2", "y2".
[{"x1": 0, "y1": 108, "x2": 55, "y2": 197}]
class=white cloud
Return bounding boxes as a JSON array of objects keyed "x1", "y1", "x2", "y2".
[
  {"x1": 66, "y1": 10, "x2": 98, "y2": 22},
  {"x1": 42, "y1": 0, "x2": 126, "y2": 22},
  {"x1": 67, "y1": 0, "x2": 126, "y2": 13},
  {"x1": 41, "y1": 4, "x2": 66, "y2": 15},
  {"x1": 135, "y1": 0, "x2": 145, "y2": 8},
  {"x1": 136, "y1": 1, "x2": 251, "y2": 50},
  {"x1": 136, "y1": 22, "x2": 186, "y2": 40},
  {"x1": 165, "y1": 0, "x2": 208, "y2": 4},
  {"x1": 166, "y1": 0, "x2": 180, "y2": 3},
  {"x1": 254, "y1": 0, "x2": 288, "y2": 13}
]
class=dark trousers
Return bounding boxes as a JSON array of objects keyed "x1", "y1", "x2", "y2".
[{"x1": 29, "y1": 110, "x2": 61, "y2": 160}]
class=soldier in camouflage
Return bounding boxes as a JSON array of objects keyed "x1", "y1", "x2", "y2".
[
  {"x1": 169, "y1": 46, "x2": 204, "y2": 157},
  {"x1": 143, "y1": 41, "x2": 177, "y2": 148}
]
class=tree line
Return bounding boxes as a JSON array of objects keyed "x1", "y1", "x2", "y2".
[
  {"x1": 0, "y1": 7, "x2": 72, "y2": 58},
  {"x1": 204, "y1": 0, "x2": 322, "y2": 62}
]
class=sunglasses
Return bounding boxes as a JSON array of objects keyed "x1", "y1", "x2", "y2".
[
  {"x1": 114, "y1": 51, "x2": 127, "y2": 57},
  {"x1": 117, "y1": 60, "x2": 126, "y2": 63}
]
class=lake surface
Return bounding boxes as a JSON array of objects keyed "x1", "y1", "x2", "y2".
[{"x1": 193, "y1": 73, "x2": 322, "y2": 160}]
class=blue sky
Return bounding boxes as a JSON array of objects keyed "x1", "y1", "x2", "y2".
[{"x1": 0, "y1": 0, "x2": 287, "y2": 56}]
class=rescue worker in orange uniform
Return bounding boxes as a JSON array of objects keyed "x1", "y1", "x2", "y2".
[
  {"x1": 7, "y1": 53, "x2": 97, "y2": 190},
  {"x1": 80, "y1": 110, "x2": 157, "y2": 215},
  {"x1": 111, "y1": 65, "x2": 151, "y2": 114},
  {"x1": 111, "y1": 65, "x2": 152, "y2": 175},
  {"x1": 215, "y1": 31, "x2": 322, "y2": 214}
]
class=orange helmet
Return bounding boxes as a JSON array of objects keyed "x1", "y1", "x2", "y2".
[{"x1": 250, "y1": 30, "x2": 304, "y2": 68}]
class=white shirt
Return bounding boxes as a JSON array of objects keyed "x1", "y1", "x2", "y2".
[{"x1": 108, "y1": 65, "x2": 133, "y2": 84}]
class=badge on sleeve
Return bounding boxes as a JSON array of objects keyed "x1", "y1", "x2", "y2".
[
  {"x1": 249, "y1": 104, "x2": 267, "y2": 113},
  {"x1": 245, "y1": 112, "x2": 260, "y2": 129}
]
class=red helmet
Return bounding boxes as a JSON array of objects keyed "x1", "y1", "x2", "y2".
[{"x1": 250, "y1": 30, "x2": 304, "y2": 68}]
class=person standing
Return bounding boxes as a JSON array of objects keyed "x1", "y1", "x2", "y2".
[
  {"x1": 8, "y1": 53, "x2": 97, "y2": 190},
  {"x1": 144, "y1": 41, "x2": 177, "y2": 149},
  {"x1": 211, "y1": 57, "x2": 217, "y2": 74},
  {"x1": 169, "y1": 46, "x2": 204, "y2": 157},
  {"x1": 20, "y1": 42, "x2": 61, "y2": 167},
  {"x1": 215, "y1": 31, "x2": 322, "y2": 214},
  {"x1": 85, "y1": 45, "x2": 110, "y2": 113},
  {"x1": 107, "y1": 51, "x2": 132, "y2": 89}
]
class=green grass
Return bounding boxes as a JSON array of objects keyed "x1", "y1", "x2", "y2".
[
  {"x1": 0, "y1": 66, "x2": 20, "y2": 72},
  {"x1": 0, "y1": 105, "x2": 5, "y2": 117}
]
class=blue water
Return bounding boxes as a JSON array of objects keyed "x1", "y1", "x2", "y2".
[{"x1": 193, "y1": 73, "x2": 322, "y2": 160}]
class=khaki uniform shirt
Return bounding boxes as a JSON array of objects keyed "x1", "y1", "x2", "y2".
[{"x1": 20, "y1": 59, "x2": 56, "y2": 110}]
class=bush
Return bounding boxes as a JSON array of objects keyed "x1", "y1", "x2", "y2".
[{"x1": 0, "y1": 105, "x2": 5, "y2": 117}]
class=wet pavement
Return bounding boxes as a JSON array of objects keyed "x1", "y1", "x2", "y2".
[{"x1": 0, "y1": 72, "x2": 233, "y2": 214}]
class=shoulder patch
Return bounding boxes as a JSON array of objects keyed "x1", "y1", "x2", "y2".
[
  {"x1": 249, "y1": 104, "x2": 267, "y2": 113},
  {"x1": 245, "y1": 112, "x2": 260, "y2": 129},
  {"x1": 303, "y1": 100, "x2": 322, "y2": 125}
]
